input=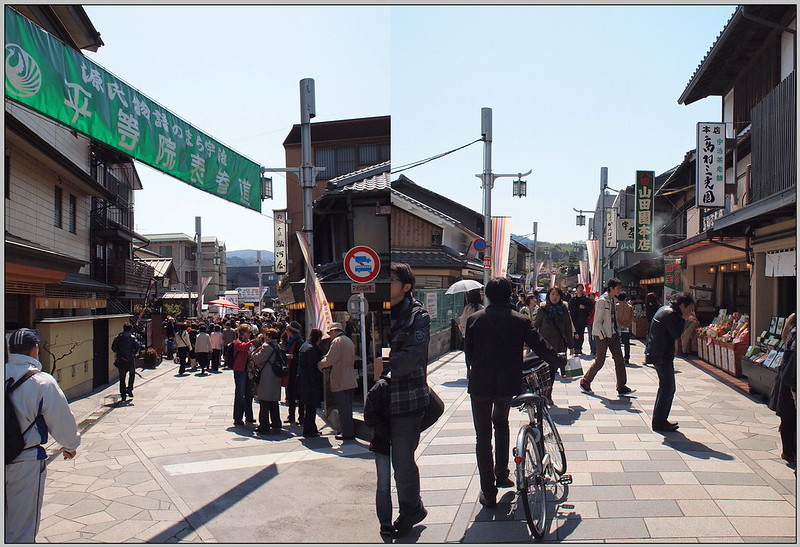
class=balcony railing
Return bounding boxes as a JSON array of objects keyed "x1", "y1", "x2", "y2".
[
  {"x1": 94, "y1": 258, "x2": 154, "y2": 288},
  {"x1": 750, "y1": 71, "x2": 796, "y2": 203}
]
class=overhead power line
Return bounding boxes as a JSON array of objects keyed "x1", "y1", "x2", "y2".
[{"x1": 391, "y1": 138, "x2": 482, "y2": 175}]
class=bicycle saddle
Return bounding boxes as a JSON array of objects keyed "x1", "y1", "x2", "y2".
[{"x1": 511, "y1": 391, "x2": 542, "y2": 407}]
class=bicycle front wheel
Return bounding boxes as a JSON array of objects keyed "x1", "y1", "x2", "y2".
[
  {"x1": 520, "y1": 429, "x2": 547, "y2": 539},
  {"x1": 542, "y1": 409, "x2": 566, "y2": 476}
]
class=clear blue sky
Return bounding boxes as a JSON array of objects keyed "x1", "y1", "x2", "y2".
[{"x1": 83, "y1": 5, "x2": 734, "y2": 251}]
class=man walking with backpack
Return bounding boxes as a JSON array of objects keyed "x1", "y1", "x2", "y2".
[
  {"x1": 112, "y1": 323, "x2": 141, "y2": 402},
  {"x1": 5, "y1": 328, "x2": 80, "y2": 543}
]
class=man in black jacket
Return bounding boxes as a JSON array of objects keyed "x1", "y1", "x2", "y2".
[
  {"x1": 568, "y1": 283, "x2": 593, "y2": 354},
  {"x1": 465, "y1": 277, "x2": 566, "y2": 508},
  {"x1": 112, "y1": 323, "x2": 141, "y2": 402},
  {"x1": 388, "y1": 263, "x2": 431, "y2": 538},
  {"x1": 645, "y1": 292, "x2": 695, "y2": 432}
]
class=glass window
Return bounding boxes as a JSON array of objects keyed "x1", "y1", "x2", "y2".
[
  {"x1": 54, "y1": 186, "x2": 62, "y2": 228},
  {"x1": 159, "y1": 245, "x2": 172, "y2": 257},
  {"x1": 68, "y1": 195, "x2": 77, "y2": 233}
]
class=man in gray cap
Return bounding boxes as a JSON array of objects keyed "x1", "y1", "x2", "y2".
[
  {"x1": 5, "y1": 328, "x2": 80, "y2": 542},
  {"x1": 317, "y1": 322, "x2": 357, "y2": 440}
]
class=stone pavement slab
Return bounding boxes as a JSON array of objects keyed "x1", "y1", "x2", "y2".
[{"x1": 33, "y1": 338, "x2": 796, "y2": 543}]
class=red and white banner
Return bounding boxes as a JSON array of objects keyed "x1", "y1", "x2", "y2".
[
  {"x1": 196, "y1": 276, "x2": 212, "y2": 317},
  {"x1": 491, "y1": 216, "x2": 512, "y2": 279},
  {"x1": 586, "y1": 239, "x2": 600, "y2": 294},
  {"x1": 297, "y1": 232, "x2": 333, "y2": 336}
]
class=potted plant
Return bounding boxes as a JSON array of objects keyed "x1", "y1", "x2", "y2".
[{"x1": 141, "y1": 346, "x2": 160, "y2": 368}]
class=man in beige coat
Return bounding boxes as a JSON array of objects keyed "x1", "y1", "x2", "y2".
[{"x1": 318, "y1": 323, "x2": 357, "y2": 440}]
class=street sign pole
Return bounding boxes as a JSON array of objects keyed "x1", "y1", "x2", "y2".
[{"x1": 359, "y1": 292, "x2": 368, "y2": 405}]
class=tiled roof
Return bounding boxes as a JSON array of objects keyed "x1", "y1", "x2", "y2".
[
  {"x1": 391, "y1": 247, "x2": 464, "y2": 269},
  {"x1": 391, "y1": 189, "x2": 459, "y2": 226},
  {"x1": 325, "y1": 162, "x2": 391, "y2": 194}
]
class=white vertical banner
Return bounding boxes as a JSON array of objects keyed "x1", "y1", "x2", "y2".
[
  {"x1": 273, "y1": 210, "x2": 288, "y2": 274},
  {"x1": 196, "y1": 276, "x2": 212, "y2": 317},
  {"x1": 296, "y1": 232, "x2": 333, "y2": 336},
  {"x1": 696, "y1": 122, "x2": 726, "y2": 208},
  {"x1": 605, "y1": 207, "x2": 618, "y2": 248}
]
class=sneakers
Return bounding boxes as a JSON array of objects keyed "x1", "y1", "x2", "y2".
[
  {"x1": 479, "y1": 491, "x2": 497, "y2": 508},
  {"x1": 496, "y1": 475, "x2": 514, "y2": 488},
  {"x1": 617, "y1": 386, "x2": 636, "y2": 396},
  {"x1": 393, "y1": 506, "x2": 427, "y2": 538},
  {"x1": 579, "y1": 379, "x2": 593, "y2": 394},
  {"x1": 652, "y1": 421, "x2": 679, "y2": 432}
]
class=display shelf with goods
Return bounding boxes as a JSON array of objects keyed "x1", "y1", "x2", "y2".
[
  {"x1": 631, "y1": 303, "x2": 649, "y2": 339},
  {"x1": 740, "y1": 316, "x2": 787, "y2": 400},
  {"x1": 696, "y1": 310, "x2": 750, "y2": 377}
]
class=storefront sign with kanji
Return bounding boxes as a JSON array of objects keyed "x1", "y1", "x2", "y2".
[
  {"x1": 635, "y1": 170, "x2": 655, "y2": 252},
  {"x1": 273, "y1": 210, "x2": 288, "y2": 275},
  {"x1": 695, "y1": 122, "x2": 726, "y2": 208}
]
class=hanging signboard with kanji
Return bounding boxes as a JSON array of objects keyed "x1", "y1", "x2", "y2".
[
  {"x1": 635, "y1": 170, "x2": 655, "y2": 253},
  {"x1": 4, "y1": 7, "x2": 261, "y2": 212},
  {"x1": 663, "y1": 257, "x2": 682, "y2": 300},
  {"x1": 617, "y1": 217, "x2": 634, "y2": 252},
  {"x1": 273, "y1": 210, "x2": 288, "y2": 275},
  {"x1": 695, "y1": 122, "x2": 726, "y2": 209},
  {"x1": 605, "y1": 207, "x2": 617, "y2": 249}
]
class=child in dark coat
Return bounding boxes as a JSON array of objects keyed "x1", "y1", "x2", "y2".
[{"x1": 364, "y1": 372, "x2": 392, "y2": 538}]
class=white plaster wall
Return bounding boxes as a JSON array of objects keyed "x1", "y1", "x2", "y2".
[
  {"x1": 6, "y1": 145, "x2": 91, "y2": 263},
  {"x1": 7, "y1": 102, "x2": 91, "y2": 173}
]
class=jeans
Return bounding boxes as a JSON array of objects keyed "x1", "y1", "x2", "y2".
[
  {"x1": 583, "y1": 335, "x2": 628, "y2": 391},
  {"x1": 233, "y1": 370, "x2": 254, "y2": 422},
  {"x1": 652, "y1": 360, "x2": 676, "y2": 426},
  {"x1": 332, "y1": 389, "x2": 355, "y2": 437},
  {"x1": 391, "y1": 409, "x2": 425, "y2": 518},
  {"x1": 177, "y1": 347, "x2": 189, "y2": 374},
  {"x1": 470, "y1": 394, "x2": 513, "y2": 498},
  {"x1": 620, "y1": 331, "x2": 631, "y2": 363},
  {"x1": 119, "y1": 363, "x2": 135, "y2": 396},
  {"x1": 258, "y1": 401, "x2": 281, "y2": 430},
  {"x1": 375, "y1": 452, "x2": 393, "y2": 527}
]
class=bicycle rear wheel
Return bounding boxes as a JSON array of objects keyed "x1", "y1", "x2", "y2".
[
  {"x1": 541, "y1": 409, "x2": 566, "y2": 476},
  {"x1": 519, "y1": 429, "x2": 547, "y2": 539}
]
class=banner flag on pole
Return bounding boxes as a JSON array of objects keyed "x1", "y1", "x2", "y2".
[
  {"x1": 196, "y1": 276, "x2": 212, "y2": 317},
  {"x1": 491, "y1": 216, "x2": 511, "y2": 279},
  {"x1": 296, "y1": 232, "x2": 333, "y2": 336},
  {"x1": 586, "y1": 239, "x2": 600, "y2": 294}
]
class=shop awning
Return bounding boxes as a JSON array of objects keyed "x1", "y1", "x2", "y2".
[
  {"x1": 661, "y1": 231, "x2": 747, "y2": 257},
  {"x1": 712, "y1": 187, "x2": 796, "y2": 236}
]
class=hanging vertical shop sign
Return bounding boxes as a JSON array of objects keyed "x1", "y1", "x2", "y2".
[
  {"x1": 635, "y1": 171, "x2": 655, "y2": 253},
  {"x1": 695, "y1": 122, "x2": 726, "y2": 208},
  {"x1": 4, "y1": 7, "x2": 261, "y2": 211},
  {"x1": 663, "y1": 257, "x2": 682, "y2": 300},
  {"x1": 605, "y1": 208, "x2": 618, "y2": 249},
  {"x1": 273, "y1": 210, "x2": 288, "y2": 275},
  {"x1": 617, "y1": 218, "x2": 634, "y2": 252}
]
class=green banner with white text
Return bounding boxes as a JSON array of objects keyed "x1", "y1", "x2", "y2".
[{"x1": 4, "y1": 7, "x2": 261, "y2": 212}]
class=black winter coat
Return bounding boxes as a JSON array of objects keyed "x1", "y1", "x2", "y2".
[
  {"x1": 364, "y1": 376, "x2": 391, "y2": 455},
  {"x1": 568, "y1": 295, "x2": 593, "y2": 327},
  {"x1": 465, "y1": 304, "x2": 565, "y2": 397},
  {"x1": 645, "y1": 305, "x2": 685, "y2": 364},
  {"x1": 295, "y1": 341, "x2": 324, "y2": 408}
]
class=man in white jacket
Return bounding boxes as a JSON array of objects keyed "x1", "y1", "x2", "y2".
[
  {"x1": 579, "y1": 278, "x2": 636, "y2": 397},
  {"x1": 5, "y1": 328, "x2": 80, "y2": 543}
]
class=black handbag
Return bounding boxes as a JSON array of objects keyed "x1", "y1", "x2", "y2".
[{"x1": 421, "y1": 386, "x2": 445, "y2": 431}]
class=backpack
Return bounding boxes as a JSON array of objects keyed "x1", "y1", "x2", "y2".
[
  {"x1": 269, "y1": 342, "x2": 289, "y2": 377},
  {"x1": 5, "y1": 370, "x2": 39, "y2": 464}
]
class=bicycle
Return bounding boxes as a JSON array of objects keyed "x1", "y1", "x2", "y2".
[{"x1": 509, "y1": 358, "x2": 572, "y2": 540}]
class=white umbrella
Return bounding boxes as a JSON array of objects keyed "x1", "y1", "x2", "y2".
[
  {"x1": 445, "y1": 279, "x2": 484, "y2": 295},
  {"x1": 262, "y1": 308, "x2": 275, "y2": 314}
]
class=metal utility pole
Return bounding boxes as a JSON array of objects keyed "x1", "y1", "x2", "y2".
[
  {"x1": 481, "y1": 108, "x2": 493, "y2": 289},
  {"x1": 195, "y1": 216, "x2": 202, "y2": 318},
  {"x1": 476, "y1": 107, "x2": 532, "y2": 290},
  {"x1": 532, "y1": 221, "x2": 538, "y2": 291},
  {"x1": 599, "y1": 167, "x2": 608, "y2": 291},
  {"x1": 257, "y1": 250, "x2": 263, "y2": 315}
]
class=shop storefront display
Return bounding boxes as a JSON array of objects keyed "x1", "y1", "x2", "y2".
[
  {"x1": 740, "y1": 316, "x2": 788, "y2": 399},
  {"x1": 696, "y1": 310, "x2": 749, "y2": 377},
  {"x1": 631, "y1": 302, "x2": 649, "y2": 339}
]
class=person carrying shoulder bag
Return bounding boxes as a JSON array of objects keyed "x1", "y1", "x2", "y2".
[{"x1": 531, "y1": 287, "x2": 574, "y2": 403}]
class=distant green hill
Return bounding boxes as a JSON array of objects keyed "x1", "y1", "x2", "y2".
[{"x1": 226, "y1": 249, "x2": 274, "y2": 267}]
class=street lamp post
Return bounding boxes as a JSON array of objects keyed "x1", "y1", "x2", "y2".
[{"x1": 476, "y1": 107, "x2": 531, "y2": 289}]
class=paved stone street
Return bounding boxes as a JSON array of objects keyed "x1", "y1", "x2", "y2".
[{"x1": 37, "y1": 338, "x2": 795, "y2": 543}]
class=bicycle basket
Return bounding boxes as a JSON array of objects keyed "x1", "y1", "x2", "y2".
[{"x1": 523, "y1": 362, "x2": 551, "y2": 394}]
